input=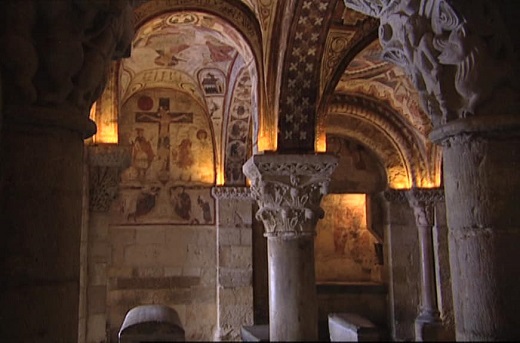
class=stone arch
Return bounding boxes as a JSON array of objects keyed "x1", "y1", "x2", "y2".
[
  {"x1": 132, "y1": 0, "x2": 268, "y2": 155},
  {"x1": 327, "y1": 95, "x2": 441, "y2": 188},
  {"x1": 326, "y1": 113, "x2": 410, "y2": 189}
]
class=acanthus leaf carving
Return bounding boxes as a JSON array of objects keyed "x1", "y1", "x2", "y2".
[{"x1": 243, "y1": 154, "x2": 337, "y2": 238}]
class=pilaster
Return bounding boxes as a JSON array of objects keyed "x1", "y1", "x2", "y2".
[
  {"x1": 211, "y1": 186, "x2": 254, "y2": 341},
  {"x1": 243, "y1": 153, "x2": 337, "y2": 341}
]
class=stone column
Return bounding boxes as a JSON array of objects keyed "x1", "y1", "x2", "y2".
[
  {"x1": 0, "y1": 1, "x2": 133, "y2": 341},
  {"x1": 405, "y1": 188, "x2": 443, "y2": 341},
  {"x1": 342, "y1": 0, "x2": 520, "y2": 339},
  {"x1": 430, "y1": 117, "x2": 520, "y2": 340},
  {"x1": 243, "y1": 153, "x2": 337, "y2": 341},
  {"x1": 211, "y1": 186, "x2": 254, "y2": 341}
]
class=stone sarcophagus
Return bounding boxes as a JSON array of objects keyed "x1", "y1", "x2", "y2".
[{"x1": 119, "y1": 305, "x2": 185, "y2": 342}]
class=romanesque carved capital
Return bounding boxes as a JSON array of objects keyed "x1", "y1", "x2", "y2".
[
  {"x1": 383, "y1": 188, "x2": 408, "y2": 203},
  {"x1": 406, "y1": 187, "x2": 444, "y2": 228},
  {"x1": 243, "y1": 154, "x2": 338, "y2": 238},
  {"x1": 0, "y1": 0, "x2": 134, "y2": 135},
  {"x1": 211, "y1": 186, "x2": 252, "y2": 200},
  {"x1": 88, "y1": 144, "x2": 131, "y2": 212},
  {"x1": 344, "y1": 0, "x2": 520, "y2": 128}
]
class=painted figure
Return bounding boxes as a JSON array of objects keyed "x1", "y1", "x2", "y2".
[
  {"x1": 132, "y1": 128, "x2": 155, "y2": 181},
  {"x1": 197, "y1": 196, "x2": 212, "y2": 223},
  {"x1": 170, "y1": 186, "x2": 191, "y2": 220}
]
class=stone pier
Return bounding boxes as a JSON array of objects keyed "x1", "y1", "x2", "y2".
[
  {"x1": 0, "y1": 1, "x2": 133, "y2": 341},
  {"x1": 342, "y1": 0, "x2": 520, "y2": 339},
  {"x1": 430, "y1": 116, "x2": 520, "y2": 340},
  {"x1": 243, "y1": 153, "x2": 337, "y2": 341}
]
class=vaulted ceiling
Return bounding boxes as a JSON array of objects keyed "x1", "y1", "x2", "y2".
[{"x1": 92, "y1": 0, "x2": 442, "y2": 189}]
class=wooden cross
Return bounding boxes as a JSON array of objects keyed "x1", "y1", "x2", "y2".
[{"x1": 135, "y1": 97, "x2": 193, "y2": 172}]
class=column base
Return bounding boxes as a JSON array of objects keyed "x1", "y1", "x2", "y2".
[
  {"x1": 415, "y1": 316, "x2": 453, "y2": 342},
  {"x1": 241, "y1": 325, "x2": 269, "y2": 342}
]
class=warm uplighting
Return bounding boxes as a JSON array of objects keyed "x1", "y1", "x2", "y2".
[
  {"x1": 315, "y1": 133, "x2": 327, "y2": 153},
  {"x1": 216, "y1": 167, "x2": 225, "y2": 186},
  {"x1": 90, "y1": 102, "x2": 119, "y2": 144},
  {"x1": 258, "y1": 132, "x2": 276, "y2": 152},
  {"x1": 390, "y1": 182, "x2": 411, "y2": 190},
  {"x1": 418, "y1": 179, "x2": 440, "y2": 189}
]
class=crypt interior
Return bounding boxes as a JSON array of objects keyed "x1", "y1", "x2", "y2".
[{"x1": 0, "y1": 0, "x2": 519, "y2": 341}]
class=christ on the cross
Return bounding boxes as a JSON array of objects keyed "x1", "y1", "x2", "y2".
[{"x1": 135, "y1": 98, "x2": 193, "y2": 176}]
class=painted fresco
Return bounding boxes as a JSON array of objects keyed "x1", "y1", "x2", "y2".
[
  {"x1": 326, "y1": 135, "x2": 386, "y2": 193},
  {"x1": 224, "y1": 67, "x2": 253, "y2": 185},
  {"x1": 315, "y1": 194, "x2": 379, "y2": 282},
  {"x1": 114, "y1": 88, "x2": 215, "y2": 225},
  {"x1": 336, "y1": 39, "x2": 431, "y2": 137}
]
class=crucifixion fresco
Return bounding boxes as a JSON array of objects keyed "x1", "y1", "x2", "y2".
[{"x1": 135, "y1": 97, "x2": 193, "y2": 182}]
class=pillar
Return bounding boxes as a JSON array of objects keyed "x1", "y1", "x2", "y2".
[
  {"x1": 0, "y1": 1, "x2": 133, "y2": 341},
  {"x1": 342, "y1": 0, "x2": 520, "y2": 339},
  {"x1": 211, "y1": 186, "x2": 254, "y2": 341},
  {"x1": 406, "y1": 188, "x2": 443, "y2": 341},
  {"x1": 430, "y1": 116, "x2": 520, "y2": 340},
  {"x1": 243, "y1": 153, "x2": 337, "y2": 341}
]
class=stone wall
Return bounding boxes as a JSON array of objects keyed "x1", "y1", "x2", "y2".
[
  {"x1": 106, "y1": 224, "x2": 217, "y2": 342},
  {"x1": 84, "y1": 211, "x2": 218, "y2": 342},
  {"x1": 84, "y1": 182, "x2": 256, "y2": 342}
]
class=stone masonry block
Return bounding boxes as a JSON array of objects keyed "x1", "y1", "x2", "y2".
[
  {"x1": 219, "y1": 268, "x2": 252, "y2": 288},
  {"x1": 219, "y1": 246, "x2": 252, "y2": 269},
  {"x1": 88, "y1": 285, "x2": 107, "y2": 314},
  {"x1": 135, "y1": 227, "x2": 166, "y2": 245},
  {"x1": 240, "y1": 228, "x2": 252, "y2": 246},
  {"x1": 219, "y1": 227, "x2": 241, "y2": 246}
]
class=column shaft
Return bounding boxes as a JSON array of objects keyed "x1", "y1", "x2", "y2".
[
  {"x1": 0, "y1": 119, "x2": 85, "y2": 341},
  {"x1": 268, "y1": 236, "x2": 317, "y2": 341},
  {"x1": 442, "y1": 133, "x2": 520, "y2": 340},
  {"x1": 416, "y1": 224, "x2": 438, "y2": 319},
  {"x1": 243, "y1": 153, "x2": 337, "y2": 342}
]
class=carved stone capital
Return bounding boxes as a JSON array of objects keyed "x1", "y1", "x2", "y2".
[
  {"x1": 88, "y1": 144, "x2": 130, "y2": 212},
  {"x1": 243, "y1": 154, "x2": 338, "y2": 238},
  {"x1": 211, "y1": 186, "x2": 252, "y2": 200},
  {"x1": 406, "y1": 187, "x2": 444, "y2": 228},
  {"x1": 0, "y1": 0, "x2": 134, "y2": 135},
  {"x1": 384, "y1": 188, "x2": 408, "y2": 203},
  {"x1": 344, "y1": 0, "x2": 520, "y2": 128}
]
